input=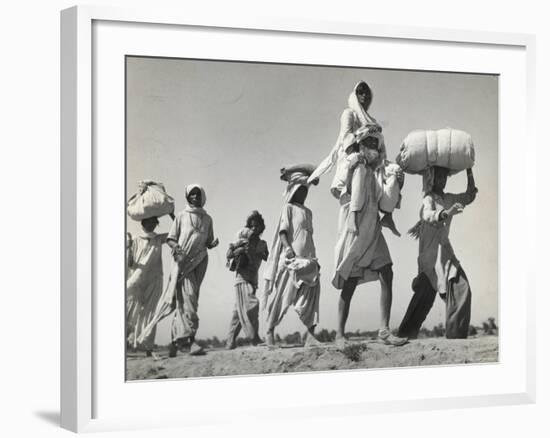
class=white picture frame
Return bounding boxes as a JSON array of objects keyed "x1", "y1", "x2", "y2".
[{"x1": 60, "y1": 5, "x2": 536, "y2": 433}]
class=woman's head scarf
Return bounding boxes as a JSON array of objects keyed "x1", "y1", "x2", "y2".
[
  {"x1": 347, "y1": 82, "x2": 387, "y2": 163},
  {"x1": 185, "y1": 183, "x2": 207, "y2": 209},
  {"x1": 348, "y1": 81, "x2": 377, "y2": 127}
]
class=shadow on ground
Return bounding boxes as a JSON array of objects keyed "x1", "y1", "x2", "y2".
[{"x1": 34, "y1": 411, "x2": 59, "y2": 426}]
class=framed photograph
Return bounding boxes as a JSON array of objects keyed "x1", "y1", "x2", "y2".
[{"x1": 61, "y1": 5, "x2": 536, "y2": 433}]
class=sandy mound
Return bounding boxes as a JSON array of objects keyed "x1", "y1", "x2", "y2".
[{"x1": 126, "y1": 336, "x2": 498, "y2": 381}]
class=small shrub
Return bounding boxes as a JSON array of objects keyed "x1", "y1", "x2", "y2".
[
  {"x1": 432, "y1": 323, "x2": 445, "y2": 337},
  {"x1": 316, "y1": 328, "x2": 334, "y2": 343},
  {"x1": 283, "y1": 331, "x2": 302, "y2": 345},
  {"x1": 482, "y1": 322, "x2": 493, "y2": 335},
  {"x1": 418, "y1": 327, "x2": 431, "y2": 339},
  {"x1": 341, "y1": 343, "x2": 367, "y2": 362}
]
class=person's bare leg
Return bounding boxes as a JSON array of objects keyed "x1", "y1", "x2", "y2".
[
  {"x1": 378, "y1": 264, "x2": 393, "y2": 329},
  {"x1": 377, "y1": 264, "x2": 407, "y2": 346},
  {"x1": 266, "y1": 328, "x2": 276, "y2": 349},
  {"x1": 226, "y1": 308, "x2": 241, "y2": 350},
  {"x1": 189, "y1": 335, "x2": 205, "y2": 355},
  {"x1": 337, "y1": 278, "x2": 358, "y2": 342}
]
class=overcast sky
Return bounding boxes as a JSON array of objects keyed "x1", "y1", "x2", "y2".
[{"x1": 126, "y1": 56, "x2": 498, "y2": 344}]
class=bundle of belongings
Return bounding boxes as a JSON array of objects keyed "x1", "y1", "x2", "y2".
[
  {"x1": 127, "y1": 180, "x2": 175, "y2": 220},
  {"x1": 280, "y1": 163, "x2": 319, "y2": 185},
  {"x1": 395, "y1": 128, "x2": 475, "y2": 175}
]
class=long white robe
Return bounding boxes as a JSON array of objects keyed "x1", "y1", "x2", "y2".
[
  {"x1": 264, "y1": 200, "x2": 320, "y2": 329},
  {"x1": 332, "y1": 164, "x2": 392, "y2": 289},
  {"x1": 126, "y1": 231, "x2": 166, "y2": 350}
]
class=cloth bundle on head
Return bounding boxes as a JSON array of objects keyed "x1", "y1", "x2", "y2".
[
  {"x1": 127, "y1": 180, "x2": 175, "y2": 221},
  {"x1": 280, "y1": 164, "x2": 319, "y2": 201},
  {"x1": 396, "y1": 128, "x2": 475, "y2": 175},
  {"x1": 398, "y1": 129, "x2": 475, "y2": 238},
  {"x1": 280, "y1": 163, "x2": 317, "y2": 183}
]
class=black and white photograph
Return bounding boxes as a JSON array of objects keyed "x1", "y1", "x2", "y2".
[
  {"x1": 3, "y1": 0, "x2": 548, "y2": 434},
  {"x1": 125, "y1": 56, "x2": 498, "y2": 380}
]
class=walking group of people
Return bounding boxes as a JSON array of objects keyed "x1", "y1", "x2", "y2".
[{"x1": 126, "y1": 80, "x2": 478, "y2": 360}]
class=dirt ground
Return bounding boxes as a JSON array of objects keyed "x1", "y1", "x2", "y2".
[{"x1": 126, "y1": 335, "x2": 498, "y2": 380}]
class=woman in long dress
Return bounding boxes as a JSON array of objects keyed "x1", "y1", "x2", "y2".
[
  {"x1": 126, "y1": 217, "x2": 169, "y2": 359},
  {"x1": 263, "y1": 165, "x2": 322, "y2": 348},
  {"x1": 138, "y1": 184, "x2": 219, "y2": 356},
  {"x1": 308, "y1": 80, "x2": 401, "y2": 235},
  {"x1": 308, "y1": 81, "x2": 383, "y2": 189},
  {"x1": 397, "y1": 167, "x2": 477, "y2": 339}
]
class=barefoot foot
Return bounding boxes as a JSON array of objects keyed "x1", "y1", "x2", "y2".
[
  {"x1": 380, "y1": 213, "x2": 401, "y2": 237},
  {"x1": 252, "y1": 336, "x2": 265, "y2": 346},
  {"x1": 189, "y1": 342, "x2": 205, "y2": 356},
  {"x1": 334, "y1": 335, "x2": 350, "y2": 347},
  {"x1": 304, "y1": 332, "x2": 323, "y2": 348}
]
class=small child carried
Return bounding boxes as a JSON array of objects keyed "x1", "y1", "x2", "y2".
[
  {"x1": 226, "y1": 227, "x2": 253, "y2": 272},
  {"x1": 331, "y1": 128, "x2": 403, "y2": 237}
]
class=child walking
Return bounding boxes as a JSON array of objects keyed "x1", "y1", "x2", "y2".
[{"x1": 225, "y1": 211, "x2": 269, "y2": 349}]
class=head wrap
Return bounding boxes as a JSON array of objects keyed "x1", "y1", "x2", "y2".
[
  {"x1": 280, "y1": 164, "x2": 318, "y2": 202},
  {"x1": 348, "y1": 81, "x2": 377, "y2": 127},
  {"x1": 343, "y1": 128, "x2": 387, "y2": 163},
  {"x1": 185, "y1": 183, "x2": 207, "y2": 212}
]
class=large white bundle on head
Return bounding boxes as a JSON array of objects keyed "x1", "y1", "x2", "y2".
[
  {"x1": 127, "y1": 180, "x2": 175, "y2": 221},
  {"x1": 396, "y1": 128, "x2": 475, "y2": 175},
  {"x1": 280, "y1": 163, "x2": 318, "y2": 182}
]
